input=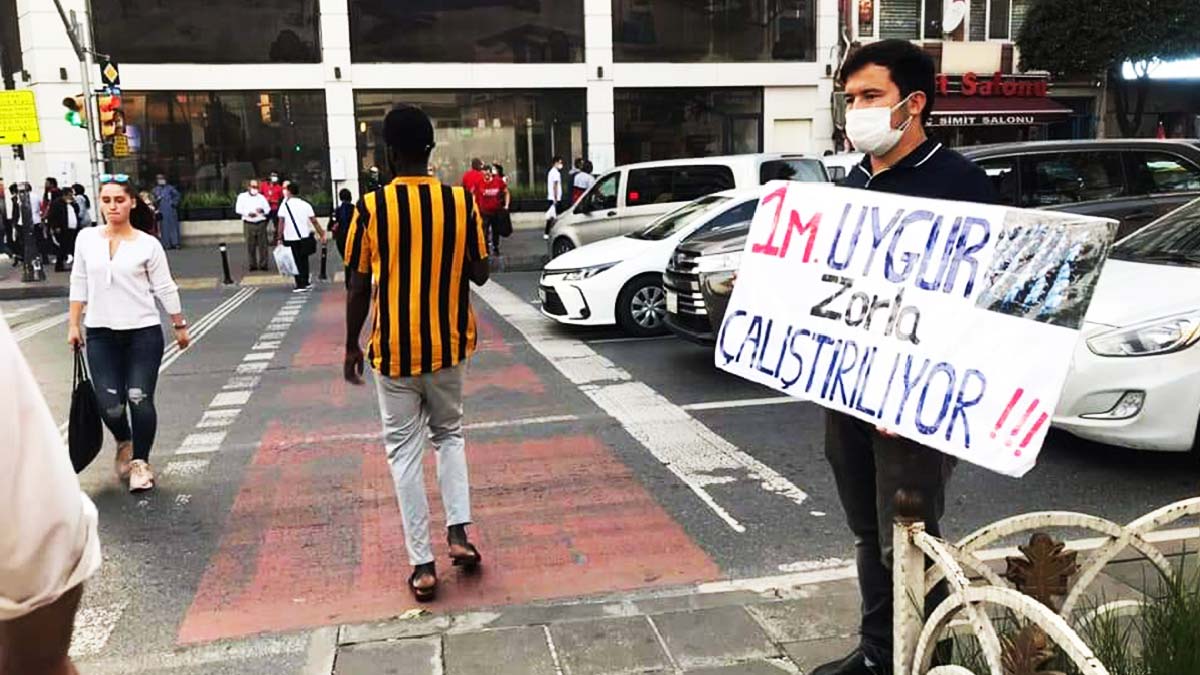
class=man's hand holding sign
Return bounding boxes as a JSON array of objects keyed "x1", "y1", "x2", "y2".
[{"x1": 716, "y1": 182, "x2": 1114, "y2": 477}]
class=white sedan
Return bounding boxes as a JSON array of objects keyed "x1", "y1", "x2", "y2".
[
  {"x1": 539, "y1": 189, "x2": 762, "y2": 336},
  {"x1": 1054, "y1": 198, "x2": 1200, "y2": 453}
]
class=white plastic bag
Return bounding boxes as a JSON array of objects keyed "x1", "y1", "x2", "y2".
[
  {"x1": 544, "y1": 202, "x2": 557, "y2": 221},
  {"x1": 273, "y1": 244, "x2": 298, "y2": 276}
]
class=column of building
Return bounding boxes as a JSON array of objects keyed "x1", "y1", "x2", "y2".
[{"x1": 319, "y1": 0, "x2": 359, "y2": 198}]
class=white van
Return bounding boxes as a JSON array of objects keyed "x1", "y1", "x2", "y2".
[{"x1": 547, "y1": 153, "x2": 827, "y2": 258}]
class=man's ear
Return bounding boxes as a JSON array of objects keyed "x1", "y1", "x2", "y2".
[{"x1": 907, "y1": 91, "x2": 928, "y2": 121}]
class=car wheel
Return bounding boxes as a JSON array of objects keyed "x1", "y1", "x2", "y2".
[
  {"x1": 552, "y1": 237, "x2": 575, "y2": 258},
  {"x1": 617, "y1": 275, "x2": 669, "y2": 338}
]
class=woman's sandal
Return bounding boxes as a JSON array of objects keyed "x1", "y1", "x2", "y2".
[
  {"x1": 449, "y1": 542, "x2": 483, "y2": 571},
  {"x1": 409, "y1": 563, "x2": 437, "y2": 602}
]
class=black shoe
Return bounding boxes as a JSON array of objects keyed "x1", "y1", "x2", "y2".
[{"x1": 812, "y1": 648, "x2": 886, "y2": 675}]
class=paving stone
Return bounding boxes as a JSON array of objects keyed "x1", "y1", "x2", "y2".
[
  {"x1": 685, "y1": 659, "x2": 797, "y2": 673},
  {"x1": 340, "y1": 614, "x2": 452, "y2": 645},
  {"x1": 484, "y1": 600, "x2": 636, "y2": 628},
  {"x1": 335, "y1": 637, "x2": 440, "y2": 675},
  {"x1": 444, "y1": 626, "x2": 556, "y2": 675},
  {"x1": 636, "y1": 590, "x2": 765, "y2": 616},
  {"x1": 745, "y1": 594, "x2": 861, "y2": 643},
  {"x1": 651, "y1": 606, "x2": 778, "y2": 670},
  {"x1": 780, "y1": 637, "x2": 860, "y2": 674},
  {"x1": 550, "y1": 616, "x2": 670, "y2": 675}
]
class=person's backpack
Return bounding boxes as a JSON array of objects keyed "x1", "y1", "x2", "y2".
[{"x1": 68, "y1": 349, "x2": 104, "y2": 473}]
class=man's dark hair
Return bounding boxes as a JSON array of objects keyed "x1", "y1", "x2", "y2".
[
  {"x1": 72, "y1": 183, "x2": 86, "y2": 195},
  {"x1": 552, "y1": 155, "x2": 563, "y2": 165},
  {"x1": 839, "y1": 39, "x2": 936, "y2": 124},
  {"x1": 287, "y1": 182, "x2": 302, "y2": 196},
  {"x1": 471, "y1": 158, "x2": 484, "y2": 171},
  {"x1": 339, "y1": 188, "x2": 352, "y2": 202},
  {"x1": 45, "y1": 177, "x2": 58, "y2": 188},
  {"x1": 384, "y1": 104, "x2": 436, "y2": 162}
]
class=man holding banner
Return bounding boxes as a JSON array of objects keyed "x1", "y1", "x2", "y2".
[{"x1": 816, "y1": 40, "x2": 997, "y2": 675}]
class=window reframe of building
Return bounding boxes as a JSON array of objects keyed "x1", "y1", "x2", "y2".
[
  {"x1": 612, "y1": 0, "x2": 818, "y2": 63},
  {"x1": 853, "y1": 0, "x2": 880, "y2": 40},
  {"x1": 985, "y1": 0, "x2": 1013, "y2": 41}
]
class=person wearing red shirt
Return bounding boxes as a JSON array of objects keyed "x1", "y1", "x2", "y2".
[
  {"x1": 460, "y1": 158, "x2": 486, "y2": 203},
  {"x1": 477, "y1": 165, "x2": 509, "y2": 256},
  {"x1": 259, "y1": 173, "x2": 285, "y2": 239}
]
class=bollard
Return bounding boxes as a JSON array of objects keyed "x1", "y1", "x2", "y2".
[
  {"x1": 219, "y1": 242, "x2": 235, "y2": 285},
  {"x1": 319, "y1": 242, "x2": 328, "y2": 281}
]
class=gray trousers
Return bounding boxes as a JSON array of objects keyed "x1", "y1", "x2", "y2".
[
  {"x1": 374, "y1": 363, "x2": 471, "y2": 566},
  {"x1": 243, "y1": 220, "x2": 269, "y2": 270}
]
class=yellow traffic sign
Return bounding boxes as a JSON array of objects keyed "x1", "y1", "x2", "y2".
[
  {"x1": 113, "y1": 133, "x2": 130, "y2": 157},
  {"x1": 0, "y1": 90, "x2": 41, "y2": 145}
]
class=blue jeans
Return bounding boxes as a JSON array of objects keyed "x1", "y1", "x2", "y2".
[{"x1": 86, "y1": 325, "x2": 165, "y2": 462}]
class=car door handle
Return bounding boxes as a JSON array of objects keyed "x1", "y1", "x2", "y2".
[{"x1": 606, "y1": 211, "x2": 617, "y2": 217}]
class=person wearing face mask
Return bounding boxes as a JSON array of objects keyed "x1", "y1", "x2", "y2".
[
  {"x1": 235, "y1": 179, "x2": 272, "y2": 271},
  {"x1": 816, "y1": 40, "x2": 997, "y2": 675},
  {"x1": 260, "y1": 172, "x2": 285, "y2": 242}
]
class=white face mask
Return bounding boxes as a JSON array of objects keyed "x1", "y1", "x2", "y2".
[{"x1": 845, "y1": 93, "x2": 915, "y2": 157}]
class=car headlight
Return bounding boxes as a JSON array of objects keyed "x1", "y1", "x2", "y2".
[
  {"x1": 562, "y1": 263, "x2": 617, "y2": 281},
  {"x1": 1087, "y1": 310, "x2": 1200, "y2": 357},
  {"x1": 696, "y1": 252, "x2": 742, "y2": 274}
]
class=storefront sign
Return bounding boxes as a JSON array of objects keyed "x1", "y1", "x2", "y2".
[
  {"x1": 715, "y1": 183, "x2": 1115, "y2": 477},
  {"x1": 937, "y1": 72, "x2": 1049, "y2": 97},
  {"x1": 928, "y1": 114, "x2": 1038, "y2": 127},
  {"x1": 0, "y1": 90, "x2": 41, "y2": 145}
]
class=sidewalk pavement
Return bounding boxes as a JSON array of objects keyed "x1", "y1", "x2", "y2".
[
  {"x1": 310, "y1": 543, "x2": 1192, "y2": 675},
  {"x1": 0, "y1": 226, "x2": 548, "y2": 300}
]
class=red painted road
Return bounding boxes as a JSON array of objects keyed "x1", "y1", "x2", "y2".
[{"x1": 179, "y1": 290, "x2": 720, "y2": 644}]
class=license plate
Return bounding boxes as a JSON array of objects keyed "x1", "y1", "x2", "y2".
[
  {"x1": 538, "y1": 288, "x2": 547, "y2": 305},
  {"x1": 666, "y1": 290, "x2": 678, "y2": 314}
]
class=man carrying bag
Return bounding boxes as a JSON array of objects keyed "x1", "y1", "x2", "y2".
[{"x1": 276, "y1": 182, "x2": 325, "y2": 293}]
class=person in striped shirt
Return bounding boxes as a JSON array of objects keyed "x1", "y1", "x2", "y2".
[{"x1": 343, "y1": 104, "x2": 490, "y2": 602}]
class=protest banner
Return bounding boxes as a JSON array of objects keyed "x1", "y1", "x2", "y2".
[{"x1": 715, "y1": 182, "x2": 1116, "y2": 477}]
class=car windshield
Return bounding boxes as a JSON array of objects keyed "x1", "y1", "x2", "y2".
[
  {"x1": 628, "y1": 195, "x2": 730, "y2": 241},
  {"x1": 760, "y1": 159, "x2": 827, "y2": 183},
  {"x1": 1109, "y1": 199, "x2": 1200, "y2": 267}
]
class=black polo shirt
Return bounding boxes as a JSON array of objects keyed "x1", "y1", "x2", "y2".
[{"x1": 842, "y1": 138, "x2": 999, "y2": 205}]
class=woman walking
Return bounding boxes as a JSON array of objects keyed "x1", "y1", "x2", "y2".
[
  {"x1": 277, "y1": 182, "x2": 326, "y2": 293},
  {"x1": 480, "y1": 164, "x2": 511, "y2": 256},
  {"x1": 68, "y1": 175, "x2": 190, "y2": 492}
]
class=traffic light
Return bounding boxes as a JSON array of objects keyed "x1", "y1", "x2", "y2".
[
  {"x1": 98, "y1": 91, "x2": 122, "y2": 140},
  {"x1": 62, "y1": 95, "x2": 87, "y2": 128}
]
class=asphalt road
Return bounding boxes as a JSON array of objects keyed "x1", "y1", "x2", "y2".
[{"x1": 4, "y1": 270, "x2": 1197, "y2": 673}]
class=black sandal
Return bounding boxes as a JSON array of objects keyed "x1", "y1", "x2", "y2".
[
  {"x1": 409, "y1": 563, "x2": 437, "y2": 602},
  {"x1": 449, "y1": 542, "x2": 483, "y2": 570}
]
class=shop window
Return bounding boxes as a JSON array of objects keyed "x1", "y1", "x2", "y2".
[
  {"x1": 92, "y1": 0, "x2": 319, "y2": 63},
  {"x1": 1127, "y1": 153, "x2": 1200, "y2": 195},
  {"x1": 351, "y1": 1, "x2": 582, "y2": 63},
  {"x1": 615, "y1": 88, "x2": 763, "y2": 164},
  {"x1": 355, "y1": 90, "x2": 586, "y2": 194},
  {"x1": 613, "y1": 0, "x2": 816, "y2": 62},
  {"x1": 110, "y1": 91, "x2": 331, "y2": 206},
  {"x1": 976, "y1": 156, "x2": 1019, "y2": 206},
  {"x1": 626, "y1": 166, "x2": 735, "y2": 206},
  {"x1": 987, "y1": 0, "x2": 1011, "y2": 40},
  {"x1": 880, "y1": 0, "x2": 920, "y2": 39},
  {"x1": 1023, "y1": 152, "x2": 1126, "y2": 207}
]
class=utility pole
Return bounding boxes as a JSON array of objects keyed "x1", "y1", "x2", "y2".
[{"x1": 52, "y1": 0, "x2": 103, "y2": 202}]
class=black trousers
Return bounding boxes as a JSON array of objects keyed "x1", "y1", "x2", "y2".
[
  {"x1": 824, "y1": 410, "x2": 954, "y2": 669},
  {"x1": 285, "y1": 239, "x2": 311, "y2": 289}
]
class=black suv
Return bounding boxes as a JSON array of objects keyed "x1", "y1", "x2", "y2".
[
  {"x1": 961, "y1": 139, "x2": 1200, "y2": 239},
  {"x1": 665, "y1": 139, "x2": 1200, "y2": 344}
]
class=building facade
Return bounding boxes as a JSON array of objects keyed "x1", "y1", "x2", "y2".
[
  {"x1": 1, "y1": 0, "x2": 839, "y2": 203},
  {"x1": 843, "y1": 0, "x2": 1102, "y2": 147}
]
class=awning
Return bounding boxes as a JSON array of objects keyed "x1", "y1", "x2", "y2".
[{"x1": 928, "y1": 96, "x2": 1073, "y2": 127}]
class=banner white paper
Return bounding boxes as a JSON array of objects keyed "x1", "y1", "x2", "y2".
[{"x1": 715, "y1": 183, "x2": 1116, "y2": 477}]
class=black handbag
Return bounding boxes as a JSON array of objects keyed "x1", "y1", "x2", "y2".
[
  {"x1": 68, "y1": 349, "x2": 104, "y2": 473},
  {"x1": 494, "y1": 210, "x2": 514, "y2": 238}
]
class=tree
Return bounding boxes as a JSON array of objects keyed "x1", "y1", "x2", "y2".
[{"x1": 1016, "y1": 0, "x2": 1200, "y2": 137}]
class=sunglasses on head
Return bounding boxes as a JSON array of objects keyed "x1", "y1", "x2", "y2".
[{"x1": 99, "y1": 173, "x2": 130, "y2": 183}]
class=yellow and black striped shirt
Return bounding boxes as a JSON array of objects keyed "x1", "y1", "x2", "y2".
[{"x1": 345, "y1": 176, "x2": 489, "y2": 378}]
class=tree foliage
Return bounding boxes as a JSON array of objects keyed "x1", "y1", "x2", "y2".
[{"x1": 1016, "y1": 0, "x2": 1200, "y2": 136}]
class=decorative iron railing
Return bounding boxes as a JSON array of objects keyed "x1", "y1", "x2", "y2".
[{"x1": 891, "y1": 493, "x2": 1200, "y2": 675}]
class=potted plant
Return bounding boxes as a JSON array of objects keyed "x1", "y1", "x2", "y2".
[{"x1": 181, "y1": 191, "x2": 234, "y2": 221}]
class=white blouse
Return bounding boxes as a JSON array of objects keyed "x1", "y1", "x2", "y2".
[{"x1": 69, "y1": 227, "x2": 182, "y2": 330}]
